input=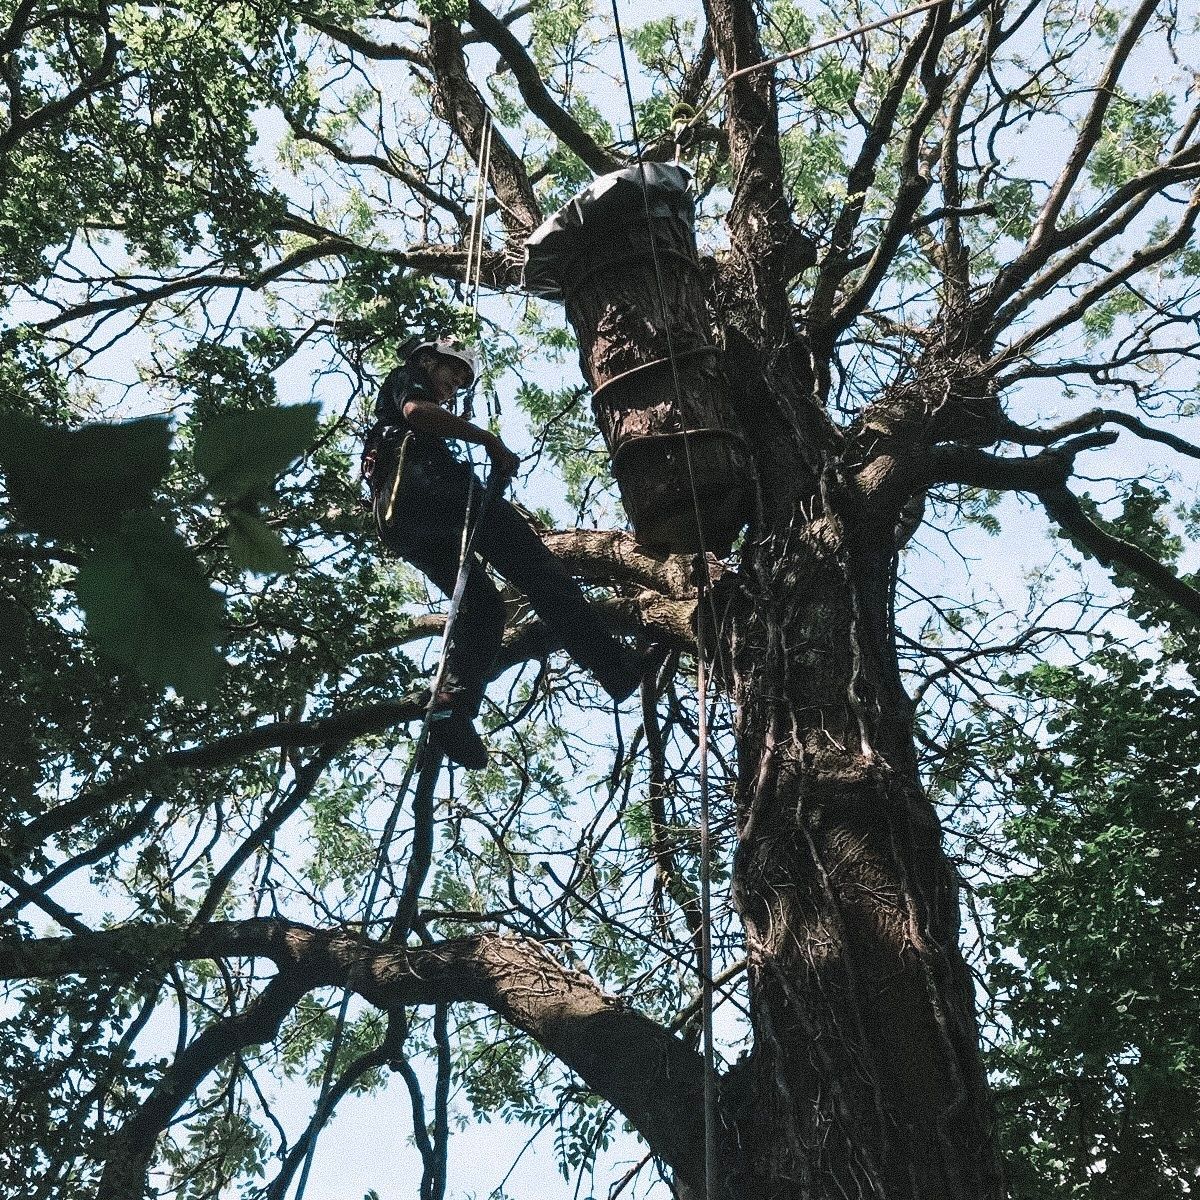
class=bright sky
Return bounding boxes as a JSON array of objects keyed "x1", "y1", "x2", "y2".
[{"x1": 10, "y1": 1, "x2": 1200, "y2": 1197}]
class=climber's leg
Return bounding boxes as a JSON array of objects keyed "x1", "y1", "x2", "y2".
[
  {"x1": 375, "y1": 460, "x2": 502, "y2": 769},
  {"x1": 474, "y1": 497, "x2": 642, "y2": 702},
  {"x1": 403, "y1": 533, "x2": 505, "y2": 721}
]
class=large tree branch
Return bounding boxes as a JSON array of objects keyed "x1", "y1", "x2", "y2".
[
  {"x1": 830, "y1": 3, "x2": 954, "y2": 334},
  {"x1": 896, "y1": 432, "x2": 1200, "y2": 621},
  {"x1": 996, "y1": 181, "x2": 1200, "y2": 362},
  {"x1": 541, "y1": 528, "x2": 699, "y2": 596},
  {"x1": 427, "y1": 17, "x2": 541, "y2": 239},
  {"x1": 1024, "y1": 0, "x2": 1162, "y2": 255},
  {"x1": 704, "y1": 0, "x2": 795, "y2": 336},
  {"x1": 302, "y1": 13, "x2": 425, "y2": 65},
  {"x1": 1040, "y1": 485, "x2": 1200, "y2": 622},
  {"x1": 0, "y1": 30, "x2": 127, "y2": 159},
  {"x1": 985, "y1": 161, "x2": 1200, "y2": 341},
  {"x1": 807, "y1": 3, "x2": 945, "y2": 333},
  {"x1": 279, "y1": 113, "x2": 472, "y2": 225},
  {"x1": 982, "y1": 0, "x2": 1167, "y2": 318},
  {"x1": 994, "y1": 333, "x2": 1200, "y2": 390},
  {"x1": 33, "y1": 233, "x2": 520, "y2": 338},
  {"x1": 466, "y1": 0, "x2": 618, "y2": 175},
  {"x1": 265, "y1": 1015, "x2": 409, "y2": 1200},
  {"x1": 3, "y1": 920, "x2": 709, "y2": 1190},
  {"x1": 98, "y1": 971, "x2": 310, "y2": 1200},
  {"x1": 33, "y1": 239, "x2": 350, "y2": 334},
  {"x1": 7, "y1": 694, "x2": 427, "y2": 864},
  {"x1": 996, "y1": 409, "x2": 1200, "y2": 461},
  {"x1": 919, "y1": 431, "x2": 1117, "y2": 493}
]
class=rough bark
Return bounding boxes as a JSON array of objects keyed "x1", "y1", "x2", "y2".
[
  {"x1": 537, "y1": 222, "x2": 1006, "y2": 1195},
  {"x1": 2, "y1": 921, "x2": 710, "y2": 1194},
  {"x1": 722, "y1": 521, "x2": 1003, "y2": 1199}
]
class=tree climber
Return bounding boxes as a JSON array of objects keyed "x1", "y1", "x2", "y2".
[{"x1": 362, "y1": 338, "x2": 644, "y2": 769}]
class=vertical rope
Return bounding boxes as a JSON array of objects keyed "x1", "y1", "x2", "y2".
[
  {"x1": 471, "y1": 112, "x2": 493, "y2": 323},
  {"x1": 463, "y1": 109, "x2": 493, "y2": 418},
  {"x1": 609, "y1": 5, "x2": 720, "y2": 1196},
  {"x1": 695, "y1": 559, "x2": 717, "y2": 1200},
  {"x1": 295, "y1": 98, "x2": 504, "y2": 1198},
  {"x1": 290, "y1": 465, "x2": 502, "y2": 1199}
]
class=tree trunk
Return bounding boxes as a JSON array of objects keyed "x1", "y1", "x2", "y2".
[
  {"x1": 552, "y1": 199, "x2": 1004, "y2": 1195},
  {"x1": 716, "y1": 488, "x2": 1004, "y2": 1199}
]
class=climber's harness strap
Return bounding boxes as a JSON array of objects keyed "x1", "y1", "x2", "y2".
[{"x1": 383, "y1": 430, "x2": 414, "y2": 525}]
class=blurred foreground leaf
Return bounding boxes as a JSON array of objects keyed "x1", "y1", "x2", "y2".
[
  {"x1": 0, "y1": 414, "x2": 172, "y2": 538},
  {"x1": 194, "y1": 403, "x2": 320, "y2": 502},
  {"x1": 227, "y1": 509, "x2": 294, "y2": 575},
  {"x1": 76, "y1": 511, "x2": 225, "y2": 699}
]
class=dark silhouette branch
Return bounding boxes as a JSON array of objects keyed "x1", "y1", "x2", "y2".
[
  {"x1": 807, "y1": 2, "x2": 944, "y2": 335},
  {"x1": 466, "y1": 0, "x2": 619, "y2": 175},
  {"x1": 1039, "y1": 486, "x2": 1200, "y2": 622},
  {"x1": 302, "y1": 14, "x2": 426, "y2": 65},
  {"x1": 427, "y1": 17, "x2": 542, "y2": 238},
  {"x1": 705, "y1": 0, "x2": 795, "y2": 334},
  {"x1": 831, "y1": 1, "x2": 954, "y2": 333},
  {"x1": 279, "y1": 112, "x2": 472, "y2": 224},
  {"x1": 97, "y1": 971, "x2": 311, "y2": 1200},
  {"x1": 998, "y1": 183, "x2": 1200, "y2": 361},
  {"x1": 34, "y1": 239, "x2": 350, "y2": 334},
  {"x1": 265, "y1": 1014, "x2": 408, "y2": 1200},
  {"x1": 983, "y1": 0, "x2": 1171, "y2": 319},
  {"x1": 9, "y1": 695, "x2": 429, "y2": 863},
  {"x1": 2, "y1": 919, "x2": 709, "y2": 1191},
  {"x1": 1023, "y1": 0, "x2": 1162, "y2": 252},
  {"x1": 997, "y1": 409, "x2": 1200, "y2": 461},
  {"x1": 910, "y1": 433, "x2": 1118, "y2": 503}
]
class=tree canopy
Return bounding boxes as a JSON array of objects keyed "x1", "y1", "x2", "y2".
[{"x1": 1, "y1": 0, "x2": 1198, "y2": 1197}]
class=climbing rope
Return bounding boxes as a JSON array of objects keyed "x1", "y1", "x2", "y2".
[
  {"x1": 289, "y1": 467, "x2": 501, "y2": 1200},
  {"x1": 293, "y1": 122, "x2": 501, "y2": 1188},
  {"x1": 683, "y1": 0, "x2": 948, "y2": 132},
  {"x1": 462, "y1": 108, "x2": 494, "y2": 419},
  {"x1": 467, "y1": 110, "x2": 494, "y2": 324},
  {"x1": 609, "y1": 5, "x2": 724, "y2": 1196}
]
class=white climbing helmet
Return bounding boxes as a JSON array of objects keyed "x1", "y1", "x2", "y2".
[{"x1": 411, "y1": 338, "x2": 479, "y2": 388}]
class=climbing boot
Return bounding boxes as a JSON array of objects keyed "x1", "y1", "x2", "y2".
[
  {"x1": 429, "y1": 711, "x2": 488, "y2": 770},
  {"x1": 591, "y1": 644, "x2": 650, "y2": 704}
]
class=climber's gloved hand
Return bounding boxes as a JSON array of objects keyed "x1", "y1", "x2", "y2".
[{"x1": 486, "y1": 435, "x2": 521, "y2": 481}]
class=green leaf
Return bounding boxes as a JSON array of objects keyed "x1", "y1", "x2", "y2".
[
  {"x1": 194, "y1": 403, "x2": 320, "y2": 502},
  {"x1": 0, "y1": 413, "x2": 172, "y2": 539},
  {"x1": 227, "y1": 509, "x2": 293, "y2": 575},
  {"x1": 75, "y1": 510, "x2": 225, "y2": 699}
]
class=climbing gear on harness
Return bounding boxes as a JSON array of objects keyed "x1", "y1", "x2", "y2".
[{"x1": 384, "y1": 430, "x2": 415, "y2": 525}]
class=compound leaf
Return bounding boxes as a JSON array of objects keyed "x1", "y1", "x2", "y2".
[
  {"x1": 76, "y1": 510, "x2": 225, "y2": 699},
  {"x1": 194, "y1": 403, "x2": 320, "y2": 502}
]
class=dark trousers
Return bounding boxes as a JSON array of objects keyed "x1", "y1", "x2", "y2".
[{"x1": 375, "y1": 452, "x2": 629, "y2": 716}]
